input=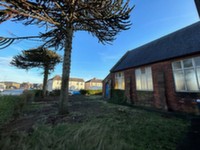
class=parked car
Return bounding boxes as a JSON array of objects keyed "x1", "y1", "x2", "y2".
[
  {"x1": 68, "y1": 90, "x2": 81, "y2": 95},
  {"x1": 68, "y1": 90, "x2": 73, "y2": 95}
]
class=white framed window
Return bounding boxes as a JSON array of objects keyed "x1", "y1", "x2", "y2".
[
  {"x1": 172, "y1": 57, "x2": 200, "y2": 92},
  {"x1": 135, "y1": 67, "x2": 153, "y2": 91},
  {"x1": 115, "y1": 72, "x2": 125, "y2": 90}
]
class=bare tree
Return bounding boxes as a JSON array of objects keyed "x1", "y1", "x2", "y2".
[
  {"x1": 11, "y1": 47, "x2": 61, "y2": 97},
  {"x1": 0, "y1": 0, "x2": 133, "y2": 114}
]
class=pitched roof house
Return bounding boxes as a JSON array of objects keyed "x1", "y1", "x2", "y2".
[
  {"x1": 47, "y1": 75, "x2": 62, "y2": 91},
  {"x1": 103, "y1": 21, "x2": 200, "y2": 114},
  {"x1": 0, "y1": 81, "x2": 21, "y2": 89},
  {"x1": 85, "y1": 78, "x2": 102, "y2": 90},
  {"x1": 69, "y1": 78, "x2": 85, "y2": 90},
  {"x1": 47, "y1": 75, "x2": 85, "y2": 91}
]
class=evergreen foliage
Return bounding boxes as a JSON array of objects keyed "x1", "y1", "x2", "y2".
[
  {"x1": 0, "y1": 0, "x2": 133, "y2": 114},
  {"x1": 11, "y1": 48, "x2": 61, "y2": 97}
]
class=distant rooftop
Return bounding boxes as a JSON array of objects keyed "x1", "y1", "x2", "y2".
[
  {"x1": 86, "y1": 78, "x2": 102, "y2": 83},
  {"x1": 0, "y1": 81, "x2": 20, "y2": 84},
  {"x1": 50, "y1": 75, "x2": 61, "y2": 80},
  {"x1": 69, "y1": 78, "x2": 84, "y2": 82},
  {"x1": 49, "y1": 75, "x2": 84, "y2": 82}
]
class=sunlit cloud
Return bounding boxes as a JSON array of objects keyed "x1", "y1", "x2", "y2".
[
  {"x1": 0, "y1": 56, "x2": 42, "y2": 83},
  {"x1": 0, "y1": 56, "x2": 12, "y2": 66}
]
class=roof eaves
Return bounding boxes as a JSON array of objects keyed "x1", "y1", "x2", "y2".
[
  {"x1": 110, "y1": 51, "x2": 130, "y2": 72},
  {"x1": 112, "y1": 51, "x2": 200, "y2": 72}
]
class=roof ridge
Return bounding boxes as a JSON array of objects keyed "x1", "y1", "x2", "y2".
[{"x1": 111, "y1": 21, "x2": 200, "y2": 72}]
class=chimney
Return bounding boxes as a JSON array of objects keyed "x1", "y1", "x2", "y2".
[{"x1": 195, "y1": 0, "x2": 200, "y2": 18}]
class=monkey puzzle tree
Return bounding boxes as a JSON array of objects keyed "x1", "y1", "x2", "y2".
[
  {"x1": 0, "y1": 0, "x2": 133, "y2": 114},
  {"x1": 11, "y1": 48, "x2": 61, "y2": 97}
]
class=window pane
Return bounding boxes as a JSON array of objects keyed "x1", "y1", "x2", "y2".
[
  {"x1": 122, "y1": 79, "x2": 125, "y2": 89},
  {"x1": 146, "y1": 67, "x2": 153, "y2": 90},
  {"x1": 196, "y1": 68, "x2": 200, "y2": 87},
  {"x1": 183, "y1": 59, "x2": 193, "y2": 68},
  {"x1": 115, "y1": 72, "x2": 124, "y2": 89},
  {"x1": 141, "y1": 72, "x2": 147, "y2": 90},
  {"x1": 174, "y1": 70, "x2": 186, "y2": 91},
  {"x1": 194, "y1": 57, "x2": 200, "y2": 66},
  {"x1": 173, "y1": 61, "x2": 182, "y2": 70},
  {"x1": 141, "y1": 68, "x2": 145, "y2": 74},
  {"x1": 185, "y1": 69, "x2": 198, "y2": 91},
  {"x1": 115, "y1": 79, "x2": 119, "y2": 89},
  {"x1": 135, "y1": 69, "x2": 141, "y2": 90}
]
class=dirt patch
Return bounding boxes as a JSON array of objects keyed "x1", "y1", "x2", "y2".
[{"x1": 0, "y1": 95, "x2": 106, "y2": 134}]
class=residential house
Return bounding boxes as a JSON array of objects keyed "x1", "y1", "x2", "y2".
[
  {"x1": 0, "y1": 83, "x2": 6, "y2": 91},
  {"x1": 1, "y1": 81, "x2": 21, "y2": 89},
  {"x1": 103, "y1": 21, "x2": 200, "y2": 114},
  {"x1": 69, "y1": 78, "x2": 85, "y2": 90},
  {"x1": 47, "y1": 75, "x2": 62, "y2": 91},
  {"x1": 85, "y1": 78, "x2": 103, "y2": 90},
  {"x1": 20, "y1": 82, "x2": 32, "y2": 89},
  {"x1": 32, "y1": 83, "x2": 43, "y2": 89},
  {"x1": 47, "y1": 75, "x2": 85, "y2": 91}
]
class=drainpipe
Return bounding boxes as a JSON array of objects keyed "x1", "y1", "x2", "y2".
[{"x1": 195, "y1": 0, "x2": 200, "y2": 18}]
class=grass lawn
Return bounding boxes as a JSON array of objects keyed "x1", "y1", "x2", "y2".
[{"x1": 0, "y1": 95, "x2": 189, "y2": 150}]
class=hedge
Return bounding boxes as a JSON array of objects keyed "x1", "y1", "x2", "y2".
[
  {"x1": 80, "y1": 89, "x2": 102, "y2": 95},
  {"x1": 109, "y1": 89, "x2": 127, "y2": 105}
]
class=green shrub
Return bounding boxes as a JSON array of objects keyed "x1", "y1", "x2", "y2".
[
  {"x1": 0, "y1": 95, "x2": 28, "y2": 127},
  {"x1": 49, "y1": 89, "x2": 61, "y2": 96},
  {"x1": 80, "y1": 89, "x2": 102, "y2": 95},
  {"x1": 23, "y1": 90, "x2": 35, "y2": 103},
  {"x1": 79, "y1": 89, "x2": 88, "y2": 95},
  {"x1": 88, "y1": 90, "x2": 102, "y2": 95},
  {"x1": 109, "y1": 89, "x2": 127, "y2": 105},
  {"x1": 32, "y1": 90, "x2": 43, "y2": 98}
]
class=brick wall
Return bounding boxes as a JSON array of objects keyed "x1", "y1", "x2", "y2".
[{"x1": 103, "y1": 54, "x2": 200, "y2": 114}]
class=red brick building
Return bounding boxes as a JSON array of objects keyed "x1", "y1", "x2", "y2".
[{"x1": 103, "y1": 22, "x2": 200, "y2": 114}]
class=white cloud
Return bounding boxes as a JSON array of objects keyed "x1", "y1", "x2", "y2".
[
  {"x1": 0, "y1": 56, "x2": 12, "y2": 66},
  {"x1": 0, "y1": 56, "x2": 43, "y2": 83}
]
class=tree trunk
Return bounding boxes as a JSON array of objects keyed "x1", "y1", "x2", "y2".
[
  {"x1": 59, "y1": 27, "x2": 73, "y2": 115},
  {"x1": 42, "y1": 67, "x2": 49, "y2": 98}
]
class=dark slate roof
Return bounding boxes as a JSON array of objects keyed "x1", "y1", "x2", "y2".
[{"x1": 111, "y1": 21, "x2": 200, "y2": 72}]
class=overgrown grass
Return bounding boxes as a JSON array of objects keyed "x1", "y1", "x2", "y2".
[
  {"x1": 0, "y1": 91, "x2": 35, "y2": 127},
  {"x1": 80, "y1": 89, "x2": 102, "y2": 95},
  {"x1": 0, "y1": 102, "x2": 189, "y2": 150},
  {"x1": 0, "y1": 95, "x2": 25, "y2": 127}
]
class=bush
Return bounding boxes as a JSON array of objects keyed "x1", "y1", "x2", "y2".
[
  {"x1": 23, "y1": 90, "x2": 35, "y2": 103},
  {"x1": 79, "y1": 89, "x2": 88, "y2": 95},
  {"x1": 0, "y1": 94, "x2": 28, "y2": 127},
  {"x1": 32, "y1": 90, "x2": 43, "y2": 98},
  {"x1": 80, "y1": 89, "x2": 102, "y2": 95},
  {"x1": 49, "y1": 89, "x2": 61, "y2": 96},
  {"x1": 109, "y1": 89, "x2": 127, "y2": 105}
]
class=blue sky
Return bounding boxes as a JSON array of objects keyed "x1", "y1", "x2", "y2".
[{"x1": 0, "y1": 0, "x2": 199, "y2": 83}]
